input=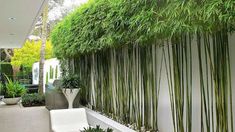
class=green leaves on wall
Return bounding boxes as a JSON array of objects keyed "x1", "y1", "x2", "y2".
[{"x1": 51, "y1": 0, "x2": 234, "y2": 58}]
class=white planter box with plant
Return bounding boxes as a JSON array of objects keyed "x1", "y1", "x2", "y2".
[
  {"x1": 0, "y1": 75, "x2": 27, "y2": 105},
  {"x1": 61, "y1": 74, "x2": 81, "y2": 109}
]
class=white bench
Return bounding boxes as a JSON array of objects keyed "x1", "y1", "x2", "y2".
[{"x1": 50, "y1": 108, "x2": 89, "y2": 132}]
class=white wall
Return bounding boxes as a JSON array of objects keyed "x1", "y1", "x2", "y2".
[{"x1": 32, "y1": 58, "x2": 62, "y2": 92}]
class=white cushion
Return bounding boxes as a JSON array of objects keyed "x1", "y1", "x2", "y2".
[{"x1": 50, "y1": 108, "x2": 89, "y2": 132}]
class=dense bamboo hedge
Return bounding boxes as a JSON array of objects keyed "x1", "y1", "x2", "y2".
[
  {"x1": 51, "y1": 0, "x2": 234, "y2": 58},
  {"x1": 163, "y1": 34, "x2": 193, "y2": 132},
  {"x1": 70, "y1": 31, "x2": 234, "y2": 131},
  {"x1": 51, "y1": 0, "x2": 235, "y2": 131},
  {"x1": 72, "y1": 44, "x2": 162, "y2": 130},
  {"x1": 162, "y1": 31, "x2": 234, "y2": 132},
  {"x1": 196, "y1": 30, "x2": 233, "y2": 132}
]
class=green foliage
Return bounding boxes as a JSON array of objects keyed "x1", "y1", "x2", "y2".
[
  {"x1": 82, "y1": 126, "x2": 113, "y2": 132},
  {"x1": 46, "y1": 72, "x2": 49, "y2": 84},
  {"x1": 4, "y1": 75, "x2": 27, "y2": 98},
  {"x1": 55, "y1": 66, "x2": 58, "y2": 79},
  {"x1": 21, "y1": 93, "x2": 45, "y2": 107},
  {"x1": 51, "y1": 0, "x2": 158, "y2": 58},
  {"x1": 61, "y1": 74, "x2": 82, "y2": 89},
  {"x1": 50, "y1": 0, "x2": 235, "y2": 131},
  {"x1": 75, "y1": 45, "x2": 162, "y2": 130},
  {"x1": 11, "y1": 40, "x2": 53, "y2": 68},
  {"x1": 0, "y1": 83, "x2": 4, "y2": 95},
  {"x1": 155, "y1": 0, "x2": 235, "y2": 36},
  {"x1": 0, "y1": 63, "x2": 13, "y2": 79},
  {"x1": 50, "y1": 66, "x2": 54, "y2": 79},
  {"x1": 51, "y1": 0, "x2": 234, "y2": 58}
]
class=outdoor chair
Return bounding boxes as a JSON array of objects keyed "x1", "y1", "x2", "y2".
[{"x1": 50, "y1": 108, "x2": 89, "y2": 132}]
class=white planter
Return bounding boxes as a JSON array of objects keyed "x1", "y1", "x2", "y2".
[
  {"x1": 85, "y1": 108, "x2": 136, "y2": 132},
  {"x1": 2, "y1": 97, "x2": 21, "y2": 105},
  {"x1": 62, "y1": 88, "x2": 80, "y2": 109}
]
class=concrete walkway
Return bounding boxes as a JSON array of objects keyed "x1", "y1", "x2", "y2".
[{"x1": 0, "y1": 102, "x2": 50, "y2": 132}]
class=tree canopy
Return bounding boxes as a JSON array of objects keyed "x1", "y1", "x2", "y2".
[
  {"x1": 51, "y1": 0, "x2": 235, "y2": 59},
  {"x1": 11, "y1": 40, "x2": 52, "y2": 68}
]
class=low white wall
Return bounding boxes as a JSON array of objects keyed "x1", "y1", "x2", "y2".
[
  {"x1": 86, "y1": 108, "x2": 136, "y2": 132},
  {"x1": 32, "y1": 58, "x2": 62, "y2": 92}
]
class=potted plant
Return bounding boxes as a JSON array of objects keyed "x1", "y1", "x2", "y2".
[
  {"x1": 61, "y1": 74, "x2": 82, "y2": 109},
  {"x1": 2, "y1": 76, "x2": 27, "y2": 105}
]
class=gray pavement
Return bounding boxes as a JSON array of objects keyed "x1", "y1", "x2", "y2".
[{"x1": 0, "y1": 102, "x2": 50, "y2": 132}]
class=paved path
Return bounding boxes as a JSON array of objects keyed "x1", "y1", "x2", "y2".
[{"x1": 0, "y1": 102, "x2": 50, "y2": 132}]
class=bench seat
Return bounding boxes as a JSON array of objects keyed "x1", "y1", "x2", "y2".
[{"x1": 50, "y1": 108, "x2": 89, "y2": 132}]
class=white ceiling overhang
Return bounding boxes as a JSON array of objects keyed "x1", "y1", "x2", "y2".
[{"x1": 0, "y1": 0, "x2": 48, "y2": 48}]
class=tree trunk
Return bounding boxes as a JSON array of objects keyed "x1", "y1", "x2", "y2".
[
  {"x1": 38, "y1": 4, "x2": 48, "y2": 94},
  {"x1": 12, "y1": 66, "x2": 20, "y2": 81},
  {"x1": 4, "y1": 49, "x2": 13, "y2": 61}
]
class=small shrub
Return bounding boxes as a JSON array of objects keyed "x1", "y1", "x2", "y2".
[
  {"x1": 82, "y1": 126, "x2": 113, "y2": 132},
  {"x1": 22, "y1": 93, "x2": 45, "y2": 107},
  {"x1": 4, "y1": 75, "x2": 27, "y2": 98},
  {"x1": 62, "y1": 74, "x2": 82, "y2": 89},
  {"x1": 5, "y1": 81, "x2": 26, "y2": 98}
]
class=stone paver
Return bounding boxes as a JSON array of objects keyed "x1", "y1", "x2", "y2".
[{"x1": 0, "y1": 102, "x2": 50, "y2": 132}]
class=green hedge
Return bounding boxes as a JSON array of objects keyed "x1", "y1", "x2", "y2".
[
  {"x1": 0, "y1": 63, "x2": 13, "y2": 78},
  {"x1": 51, "y1": 0, "x2": 234, "y2": 58},
  {"x1": 22, "y1": 93, "x2": 45, "y2": 107},
  {"x1": 51, "y1": 0, "x2": 159, "y2": 58}
]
